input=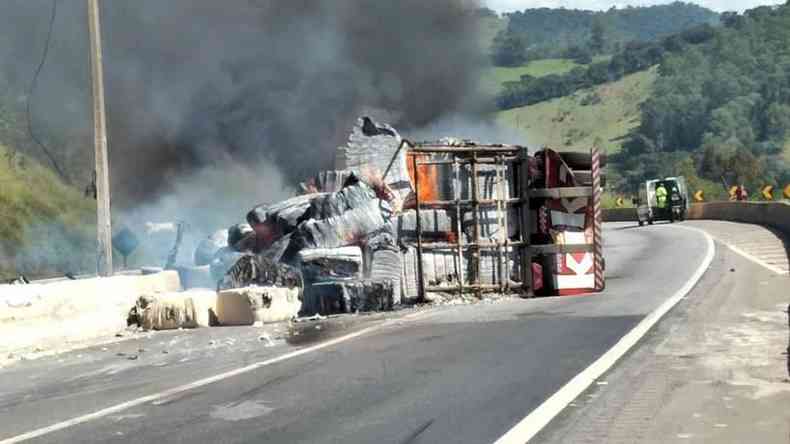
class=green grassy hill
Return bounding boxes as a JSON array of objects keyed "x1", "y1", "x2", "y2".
[
  {"x1": 494, "y1": 67, "x2": 658, "y2": 154},
  {"x1": 0, "y1": 144, "x2": 96, "y2": 279},
  {"x1": 480, "y1": 56, "x2": 610, "y2": 96}
]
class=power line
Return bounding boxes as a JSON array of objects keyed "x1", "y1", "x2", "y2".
[{"x1": 26, "y1": 0, "x2": 68, "y2": 182}]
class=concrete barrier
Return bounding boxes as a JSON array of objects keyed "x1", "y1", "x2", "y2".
[
  {"x1": 0, "y1": 271, "x2": 181, "y2": 362},
  {"x1": 604, "y1": 202, "x2": 790, "y2": 238},
  {"x1": 687, "y1": 201, "x2": 790, "y2": 237},
  {"x1": 602, "y1": 208, "x2": 637, "y2": 222}
]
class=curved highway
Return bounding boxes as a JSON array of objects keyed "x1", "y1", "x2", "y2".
[{"x1": 0, "y1": 223, "x2": 712, "y2": 444}]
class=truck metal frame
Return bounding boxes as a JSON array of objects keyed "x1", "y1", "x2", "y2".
[{"x1": 405, "y1": 141, "x2": 604, "y2": 298}]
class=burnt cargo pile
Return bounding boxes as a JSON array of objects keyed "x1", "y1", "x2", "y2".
[
  {"x1": 185, "y1": 116, "x2": 606, "y2": 317},
  {"x1": 188, "y1": 118, "x2": 408, "y2": 317}
]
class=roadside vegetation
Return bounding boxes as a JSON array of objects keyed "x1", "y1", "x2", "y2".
[
  {"x1": 485, "y1": 3, "x2": 790, "y2": 197},
  {"x1": 618, "y1": 5, "x2": 790, "y2": 193},
  {"x1": 490, "y1": 2, "x2": 718, "y2": 66},
  {"x1": 0, "y1": 144, "x2": 96, "y2": 280}
]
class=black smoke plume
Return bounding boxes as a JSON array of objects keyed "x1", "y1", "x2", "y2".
[{"x1": 0, "y1": 0, "x2": 486, "y2": 210}]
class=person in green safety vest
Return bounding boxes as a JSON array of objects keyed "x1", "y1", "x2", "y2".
[{"x1": 655, "y1": 183, "x2": 668, "y2": 209}]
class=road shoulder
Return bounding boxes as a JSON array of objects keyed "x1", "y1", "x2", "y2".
[{"x1": 537, "y1": 235, "x2": 790, "y2": 444}]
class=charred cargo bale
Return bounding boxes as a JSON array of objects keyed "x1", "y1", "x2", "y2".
[
  {"x1": 194, "y1": 229, "x2": 228, "y2": 266},
  {"x1": 258, "y1": 233, "x2": 292, "y2": 264},
  {"x1": 247, "y1": 193, "x2": 323, "y2": 248},
  {"x1": 228, "y1": 223, "x2": 253, "y2": 246},
  {"x1": 304, "y1": 279, "x2": 394, "y2": 315},
  {"x1": 228, "y1": 223, "x2": 256, "y2": 252},
  {"x1": 350, "y1": 280, "x2": 394, "y2": 312},
  {"x1": 304, "y1": 282, "x2": 351, "y2": 315},
  {"x1": 298, "y1": 247, "x2": 363, "y2": 315},
  {"x1": 219, "y1": 254, "x2": 303, "y2": 294},
  {"x1": 299, "y1": 247, "x2": 363, "y2": 281}
]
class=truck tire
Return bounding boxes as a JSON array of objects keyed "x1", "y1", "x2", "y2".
[{"x1": 559, "y1": 151, "x2": 608, "y2": 170}]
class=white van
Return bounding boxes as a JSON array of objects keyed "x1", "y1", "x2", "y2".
[{"x1": 635, "y1": 176, "x2": 689, "y2": 226}]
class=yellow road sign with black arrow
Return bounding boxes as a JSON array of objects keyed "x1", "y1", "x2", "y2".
[{"x1": 761, "y1": 185, "x2": 773, "y2": 200}]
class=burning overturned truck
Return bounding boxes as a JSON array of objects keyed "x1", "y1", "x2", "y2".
[{"x1": 193, "y1": 117, "x2": 606, "y2": 317}]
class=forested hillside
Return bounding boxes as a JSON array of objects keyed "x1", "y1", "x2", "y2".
[
  {"x1": 495, "y1": 24, "x2": 716, "y2": 110},
  {"x1": 617, "y1": 4, "x2": 790, "y2": 193},
  {"x1": 491, "y1": 2, "x2": 718, "y2": 66}
]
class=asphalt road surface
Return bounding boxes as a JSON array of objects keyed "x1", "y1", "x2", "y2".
[{"x1": 0, "y1": 222, "x2": 712, "y2": 444}]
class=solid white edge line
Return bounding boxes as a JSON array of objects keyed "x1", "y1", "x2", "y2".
[
  {"x1": 493, "y1": 225, "x2": 716, "y2": 444},
  {"x1": 723, "y1": 242, "x2": 788, "y2": 275},
  {"x1": 0, "y1": 311, "x2": 428, "y2": 444}
]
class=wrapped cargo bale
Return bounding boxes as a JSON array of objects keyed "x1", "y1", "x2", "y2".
[
  {"x1": 194, "y1": 230, "x2": 228, "y2": 266},
  {"x1": 130, "y1": 290, "x2": 218, "y2": 328},
  {"x1": 400, "y1": 246, "x2": 420, "y2": 302},
  {"x1": 368, "y1": 235, "x2": 402, "y2": 305},
  {"x1": 313, "y1": 170, "x2": 356, "y2": 193},
  {"x1": 400, "y1": 247, "x2": 465, "y2": 303},
  {"x1": 335, "y1": 117, "x2": 413, "y2": 204},
  {"x1": 139, "y1": 294, "x2": 198, "y2": 330},
  {"x1": 459, "y1": 163, "x2": 518, "y2": 240},
  {"x1": 301, "y1": 177, "x2": 377, "y2": 221},
  {"x1": 283, "y1": 199, "x2": 391, "y2": 263},
  {"x1": 216, "y1": 286, "x2": 300, "y2": 326},
  {"x1": 397, "y1": 209, "x2": 455, "y2": 242},
  {"x1": 423, "y1": 249, "x2": 460, "y2": 286},
  {"x1": 475, "y1": 247, "x2": 518, "y2": 285}
]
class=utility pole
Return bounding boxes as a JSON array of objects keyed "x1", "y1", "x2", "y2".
[{"x1": 88, "y1": 0, "x2": 113, "y2": 276}]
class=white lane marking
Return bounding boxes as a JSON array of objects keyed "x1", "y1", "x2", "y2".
[
  {"x1": 0, "y1": 311, "x2": 428, "y2": 444},
  {"x1": 493, "y1": 225, "x2": 715, "y2": 444},
  {"x1": 723, "y1": 243, "x2": 788, "y2": 276}
]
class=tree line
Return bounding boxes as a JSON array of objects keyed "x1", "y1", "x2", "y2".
[
  {"x1": 495, "y1": 24, "x2": 716, "y2": 110},
  {"x1": 616, "y1": 3, "x2": 790, "y2": 194},
  {"x1": 491, "y1": 2, "x2": 718, "y2": 66}
]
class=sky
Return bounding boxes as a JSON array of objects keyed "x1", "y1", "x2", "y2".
[{"x1": 485, "y1": 0, "x2": 786, "y2": 13}]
